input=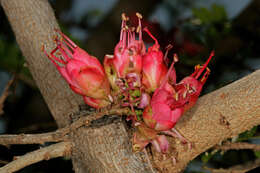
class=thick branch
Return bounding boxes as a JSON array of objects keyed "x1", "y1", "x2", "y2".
[
  {"x1": 0, "y1": 142, "x2": 72, "y2": 173},
  {"x1": 153, "y1": 70, "x2": 260, "y2": 172}
]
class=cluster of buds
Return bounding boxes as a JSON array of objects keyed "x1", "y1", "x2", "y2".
[{"x1": 43, "y1": 13, "x2": 214, "y2": 155}]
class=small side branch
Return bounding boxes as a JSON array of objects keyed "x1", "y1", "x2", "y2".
[
  {"x1": 0, "y1": 131, "x2": 68, "y2": 145},
  {"x1": 0, "y1": 76, "x2": 14, "y2": 115},
  {"x1": 0, "y1": 107, "x2": 130, "y2": 145},
  {"x1": 215, "y1": 141, "x2": 260, "y2": 151},
  {"x1": 0, "y1": 142, "x2": 72, "y2": 173}
]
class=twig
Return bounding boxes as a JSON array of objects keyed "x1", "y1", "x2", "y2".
[
  {"x1": 0, "y1": 107, "x2": 130, "y2": 145},
  {"x1": 0, "y1": 160, "x2": 8, "y2": 165},
  {"x1": 0, "y1": 130, "x2": 68, "y2": 145},
  {"x1": 204, "y1": 158, "x2": 260, "y2": 173},
  {"x1": 215, "y1": 141, "x2": 260, "y2": 151},
  {"x1": 0, "y1": 76, "x2": 15, "y2": 115},
  {"x1": 0, "y1": 142, "x2": 71, "y2": 173}
]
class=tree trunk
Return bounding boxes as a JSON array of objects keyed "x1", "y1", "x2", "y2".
[
  {"x1": 1, "y1": 0, "x2": 260, "y2": 173},
  {"x1": 0, "y1": 0, "x2": 151, "y2": 172}
]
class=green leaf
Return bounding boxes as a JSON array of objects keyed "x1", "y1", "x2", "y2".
[{"x1": 254, "y1": 151, "x2": 260, "y2": 158}]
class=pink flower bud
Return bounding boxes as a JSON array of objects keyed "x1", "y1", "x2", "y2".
[
  {"x1": 138, "y1": 92, "x2": 150, "y2": 109},
  {"x1": 132, "y1": 123, "x2": 170, "y2": 153},
  {"x1": 43, "y1": 30, "x2": 111, "y2": 108},
  {"x1": 142, "y1": 28, "x2": 176, "y2": 93},
  {"x1": 151, "y1": 135, "x2": 169, "y2": 153}
]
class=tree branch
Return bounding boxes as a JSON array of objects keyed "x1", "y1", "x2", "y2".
[
  {"x1": 0, "y1": 142, "x2": 72, "y2": 173},
  {"x1": 0, "y1": 132, "x2": 67, "y2": 145},
  {"x1": 0, "y1": 107, "x2": 130, "y2": 145},
  {"x1": 0, "y1": 76, "x2": 14, "y2": 115}
]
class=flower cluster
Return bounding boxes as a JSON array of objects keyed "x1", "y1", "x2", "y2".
[{"x1": 43, "y1": 13, "x2": 214, "y2": 154}]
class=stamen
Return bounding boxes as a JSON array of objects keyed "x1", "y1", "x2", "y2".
[
  {"x1": 42, "y1": 45, "x2": 64, "y2": 68},
  {"x1": 56, "y1": 41, "x2": 71, "y2": 61},
  {"x1": 136, "y1": 12, "x2": 142, "y2": 19},
  {"x1": 50, "y1": 47, "x2": 67, "y2": 64},
  {"x1": 173, "y1": 53, "x2": 179, "y2": 63},
  {"x1": 164, "y1": 44, "x2": 173, "y2": 65},
  {"x1": 127, "y1": 28, "x2": 130, "y2": 47},
  {"x1": 175, "y1": 93, "x2": 179, "y2": 101},
  {"x1": 183, "y1": 91, "x2": 187, "y2": 98},
  {"x1": 157, "y1": 54, "x2": 178, "y2": 91},
  {"x1": 120, "y1": 13, "x2": 128, "y2": 41},
  {"x1": 195, "y1": 51, "x2": 214, "y2": 79},
  {"x1": 55, "y1": 29, "x2": 77, "y2": 49},
  {"x1": 105, "y1": 54, "x2": 114, "y2": 59},
  {"x1": 143, "y1": 27, "x2": 158, "y2": 45},
  {"x1": 136, "y1": 12, "x2": 143, "y2": 40},
  {"x1": 200, "y1": 67, "x2": 211, "y2": 84},
  {"x1": 122, "y1": 13, "x2": 127, "y2": 21},
  {"x1": 130, "y1": 27, "x2": 136, "y2": 43},
  {"x1": 122, "y1": 27, "x2": 127, "y2": 48}
]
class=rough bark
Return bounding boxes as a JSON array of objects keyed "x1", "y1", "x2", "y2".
[{"x1": 1, "y1": 0, "x2": 260, "y2": 173}]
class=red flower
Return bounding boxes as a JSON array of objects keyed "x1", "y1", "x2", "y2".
[
  {"x1": 142, "y1": 54, "x2": 181, "y2": 131},
  {"x1": 181, "y1": 51, "x2": 214, "y2": 112},
  {"x1": 43, "y1": 30, "x2": 111, "y2": 108},
  {"x1": 141, "y1": 27, "x2": 169, "y2": 93},
  {"x1": 104, "y1": 13, "x2": 145, "y2": 90},
  {"x1": 143, "y1": 52, "x2": 214, "y2": 131}
]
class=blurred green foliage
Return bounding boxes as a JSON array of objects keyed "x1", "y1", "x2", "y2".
[
  {"x1": 192, "y1": 4, "x2": 227, "y2": 25},
  {"x1": 0, "y1": 35, "x2": 29, "y2": 75},
  {"x1": 238, "y1": 126, "x2": 258, "y2": 142},
  {"x1": 201, "y1": 152, "x2": 214, "y2": 163}
]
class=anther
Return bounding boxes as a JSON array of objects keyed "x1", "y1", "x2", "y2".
[
  {"x1": 136, "y1": 12, "x2": 142, "y2": 19},
  {"x1": 173, "y1": 53, "x2": 179, "y2": 63},
  {"x1": 121, "y1": 13, "x2": 129, "y2": 21}
]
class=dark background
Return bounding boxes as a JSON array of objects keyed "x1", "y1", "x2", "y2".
[{"x1": 0, "y1": 0, "x2": 259, "y2": 172}]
